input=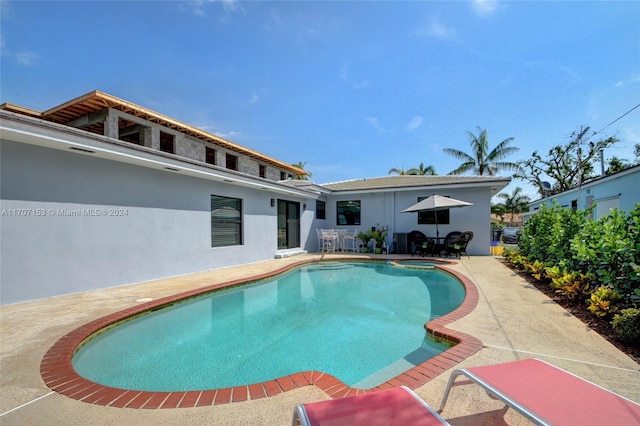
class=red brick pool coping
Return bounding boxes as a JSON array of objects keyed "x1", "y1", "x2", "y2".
[{"x1": 40, "y1": 258, "x2": 482, "y2": 409}]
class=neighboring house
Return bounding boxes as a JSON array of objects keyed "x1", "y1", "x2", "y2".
[
  {"x1": 524, "y1": 165, "x2": 640, "y2": 222},
  {"x1": 0, "y1": 91, "x2": 509, "y2": 305},
  {"x1": 490, "y1": 213, "x2": 523, "y2": 227}
]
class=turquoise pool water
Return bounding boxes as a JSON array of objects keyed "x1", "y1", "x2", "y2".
[
  {"x1": 391, "y1": 260, "x2": 444, "y2": 268},
  {"x1": 72, "y1": 261, "x2": 465, "y2": 391}
]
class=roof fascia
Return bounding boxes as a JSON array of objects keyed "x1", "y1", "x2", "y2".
[
  {"x1": 529, "y1": 165, "x2": 640, "y2": 205},
  {"x1": 323, "y1": 179, "x2": 510, "y2": 196}
]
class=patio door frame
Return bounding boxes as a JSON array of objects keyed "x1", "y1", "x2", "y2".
[{"x1": 277, "y1": 199, "x2": 300, "y2": 249}]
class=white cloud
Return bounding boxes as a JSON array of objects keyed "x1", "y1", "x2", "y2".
[
  {"x1": 249, "y1": 93, "x2": 259, "y2": 104},
  {"x1": 472, "y1": 0, "x2": 498, "y2": 17},
  {"x1": 219, "y1": 0, "x2": 242, "y2": 14},
  {"x1": 340, "y1": 64, "x2": 370, "y2": 90},
  {"x1": 186, "y1": 1, "x2": 207, "y2": 17},
  {"x1": 339, "y1": 65, "x2": 349, "y2": 82},
  {"x1": 407, "y1": 116, "x2": 424, "y2": 131},
  {"x1": 354, "y1": 80, "x2": 370, "y2": 90},
  {"x1": 616, "y1": 73, "x2": 640, "y2": 87},
  {"x1": 13, "y1": 50, "x2": 39, "y2": 65},
  {"x1": 415, "y1": 18, "x2": 455, "y2": 39},
  {"x1": 365, "y1": 116, "x2": 383, "y2": 131},
  {"x1": 184, "y1": 0, "x2": 243, "y2": 18},
  {"x1": 0, "y1": 30, "x2": 40, "y2": 66},
  {"x1": 214, "y1": 130, "x2": 241, "y2": 139},
  {"x1": 195, "y1": 122, "x2": 240, "y2": 140},
  {"x1": 1, "y1": 47, "x2": 40, "y2": 66}
]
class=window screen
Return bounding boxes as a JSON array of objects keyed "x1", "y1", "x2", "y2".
[{"x1": 211, "y1": 195, "x2": 242, "y2": 247}]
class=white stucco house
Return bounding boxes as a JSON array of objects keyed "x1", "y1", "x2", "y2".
[
  {"x1": 525, "y1": 164, "x2": 640, "y2": 221},
  {"x1": 1, "y1": 91, "x2": 510, "y2": 305}
]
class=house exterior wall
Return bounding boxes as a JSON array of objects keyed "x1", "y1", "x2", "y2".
[
  {"x1": 322, "y1": 187, "x2": 492, "y2": 256},
  {"x1": 392, "y1": 188, "x2": 492, "y2": 255},
  {"x1": 0, "y1": 139, "x2": 304, "y2": 305},
  {"x1": 0, "y1": 99, "x2": 507, "y2": 305},
  {"x1": 526, "y1": 166, "x2": 639, "y2": 220}
]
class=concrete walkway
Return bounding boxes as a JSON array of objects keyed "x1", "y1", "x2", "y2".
[{"x1": 1, "y1": 255, "x2": 638, "y2": 425}]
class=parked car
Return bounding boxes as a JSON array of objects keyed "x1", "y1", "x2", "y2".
[{"x1": 501, "y1": 227, "x2": 522, "y2": 244}]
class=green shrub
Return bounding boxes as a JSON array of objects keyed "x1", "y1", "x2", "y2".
[
  {"x1": 572, "y1": 206, "x2": 640, "y2": 302},
  {"x1": 587, "y1": 286, "x2": 622, "y2": 317},
  {"x1": 611, "y1": 308, "x2": 640, "y2": 346},
  {"x1": 551, "y1": 270, "x2": 592, "y2": 301},
  {"x1": 503, "y1": 248, "x2": 526, "y2": 269},
  {"x1": 519, "y1": 202, "x2": 590, "y2": 266}
]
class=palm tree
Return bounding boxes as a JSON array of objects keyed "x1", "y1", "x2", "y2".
[
  {"x1": 491, "y1": 203, "x2": 506, "y2": 224},
  {"x1": 496, "y1": 186, "x2": 531, "y2": 226},
  {"x1": 407, "y1": 163, "x2": 437, "y2": 175},
  {"x1": 292, "y1": 161, "x2": 311, "y2": 180},
  {"x1": 444, "y1": 127, "x2": 521, "y2": 175},
  {"x1": 388, "y1": 167, "x2": 409, "y2": 175}
]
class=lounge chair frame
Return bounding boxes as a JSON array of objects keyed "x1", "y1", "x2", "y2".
[
  {"x1": 439, "y1": 364, "x2": 545, "y2": 424},
  {"x1": 438, "y1": 358, "x2": 640, "y2": 426}
]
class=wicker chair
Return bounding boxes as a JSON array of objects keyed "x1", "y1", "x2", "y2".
[
  {"x1": 445, "y1": 231, "x2": 474, "y2": 258},
  {"x1": 407, "y1": 230, "x2": 428, "y2": 257}
]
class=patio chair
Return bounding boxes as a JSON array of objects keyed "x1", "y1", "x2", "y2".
[
  {"x1": 437, "y1": 231, "x2": 461, "y2": 257},
  {"x1": 421, "y1": 238, "x2": 436, "y2": 257},
  {"x1": 445, "y1": 231, "x2": 473, "y2": 258},
  {"x1": 408, "y1": 230, "x2": 428, "y2": 257},
  {"x1": 320, "y1": 229, "x2": 339, "y2": 253},
  {"x1": 438, "y1": 358, "x2": 640, "y2": 426},
  {"x1": 315, "y1": 228, "x2": 323, "y2": 252},
  {"x1": 292, "y1": 386, "x2": 449, "y2": 426},
  {"x1": 342, "y1": 228, "x2": 359, "y2": 252}
]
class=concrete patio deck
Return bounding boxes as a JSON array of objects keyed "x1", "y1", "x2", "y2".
[{"x1": 1, "y1": 254, "x2": 639, "y2": 425}]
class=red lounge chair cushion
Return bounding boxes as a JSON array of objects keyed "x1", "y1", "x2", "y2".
[{"x1": 301, "y1": 386, "x2": 446, "y2": 426}]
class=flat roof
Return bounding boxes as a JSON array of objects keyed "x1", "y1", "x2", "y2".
[{"x1": 322, "y1": 175, "x2": 511, "y2": 195}]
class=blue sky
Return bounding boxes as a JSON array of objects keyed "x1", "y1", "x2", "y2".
[{"x1": 2, "y1": 0, "x2": 639, "y2": 200}]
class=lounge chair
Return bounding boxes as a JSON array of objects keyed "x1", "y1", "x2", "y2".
[
  {"x1": 438, "y1": 358, "x2": 640, "y2": 425},
  {"x1": 292, "y1": 386, "x2": 449, "y2": 426}
]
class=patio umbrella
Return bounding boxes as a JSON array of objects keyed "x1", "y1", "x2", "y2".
[{"x1": 402, "y1": 194, "x2": 473, "y2": 238}]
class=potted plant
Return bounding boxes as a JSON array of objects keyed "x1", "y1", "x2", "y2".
[
  {"x1": 358, "y1": 231, "x2": 373, "y2": 253},
  {"x1": 371, "y1": 229, "x2": 388, "y2": 254}
]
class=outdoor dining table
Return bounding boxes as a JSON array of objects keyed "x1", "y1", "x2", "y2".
[
  {"x1": 421, "y1": 236, "x2": 445, "y2": 257},
  {"x1": 431, "y1": 237, "x2": 446, "y2": 257},
  {"x1": 319, "y1": 229, "x2": 348, "y2": 252},
  {"x1": 335, "y1": 229, "x2": 348, "y2": 251}
]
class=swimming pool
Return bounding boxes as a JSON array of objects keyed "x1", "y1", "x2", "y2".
[
  {"x1": 390, "y1": 260, "x2": 446, "y2": 269},
  {"x1": 72, "y1": 261, "x2": 465, "y2": 391}
]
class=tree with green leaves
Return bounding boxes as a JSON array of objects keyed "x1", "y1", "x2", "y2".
[
  {"x1": 444, "y1": 127, "x2": 521, "y2": 176},
  {"x1": 606, "y1": 157, "x2": 631, "y2": 175},
  {"x1": 407, "y1": 163, "x2": 437, "y2": 175},
  {"x1": 491, "y1": 203, "x2": 506, "y2": 224},
  {"x1": 388, "y1": 167, "x2": 409, "y2": 175},
  {"x1": 515, "y1": 127, "x2": 619, "y2": 196},
  {"x1": 292, "y1": 161, "x2": 311, "y2": 180},
  {"x1": 495, "y1": 186, "x2": 531, "y2": 226}
]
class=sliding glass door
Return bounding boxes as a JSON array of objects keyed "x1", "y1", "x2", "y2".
[{"x1": 277, "y1": 200, "x2": 300, "y2": 249}]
